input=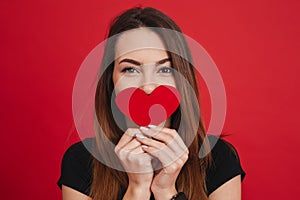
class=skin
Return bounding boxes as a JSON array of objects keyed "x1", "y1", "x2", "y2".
[
  {"x1": 113, "y1": 29, "x2": 180, "y2": 200},
  {"x1": 62, "y1": 28, "x2": 242, "y2": 200}
]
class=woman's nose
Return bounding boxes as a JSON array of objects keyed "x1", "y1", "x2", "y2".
[
  {"x1": 140, "y1": 83, "x2": 158, "y2": 95},
  {"x1": 139, "y1": 69, "x2": 158, "y2": 94}
]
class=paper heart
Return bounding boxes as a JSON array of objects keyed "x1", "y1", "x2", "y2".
[{"x1": 115, "y1": 85, "x2": 181, "y2": 126}]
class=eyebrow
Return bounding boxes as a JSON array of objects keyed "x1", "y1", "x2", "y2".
[{"x1": 118, "y1": 58, "x2": 171, "y2": 66}]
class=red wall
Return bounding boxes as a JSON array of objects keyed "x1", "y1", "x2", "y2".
[{"x1": 1, "y1": 0, "x2": 299, "y2": 199}]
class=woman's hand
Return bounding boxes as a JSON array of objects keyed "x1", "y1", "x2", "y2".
[
  {"x1": 115, "y1": 128, "x2": 153, "y2": 200},
  {"x1": 136, "y1": 126, "x2": 189, "y2": 200}
]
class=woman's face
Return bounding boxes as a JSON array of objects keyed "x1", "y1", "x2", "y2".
[{"x1": 112, "y1": 28, "x2": 176, "y2": 95}]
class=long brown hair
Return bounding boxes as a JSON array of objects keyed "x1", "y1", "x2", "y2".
[{"x1": 91, "y1": 7, "x2": 212, "y2": 200}]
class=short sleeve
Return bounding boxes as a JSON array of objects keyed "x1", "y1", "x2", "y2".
[
  {"x1": 57, "y1": 138, "x2": 94, "y2": 196},
  {"x1": 205, "y1": 135, "x2": 246, "y2": 196}
]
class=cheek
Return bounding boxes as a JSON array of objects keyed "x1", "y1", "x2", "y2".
[
  {"x1": 112, "y1": 69, "x2": 118, "y2": 87},
  {"x1": 112, "y1": 68, "x2": 127, "y2": 94},
  {"x1": 113, "y1": 77, "x2": 140, "y2": 94},
  {"x1": 155, "y1": 76, "x2": 177, "y2": 88},
  {"x1": 168, "y1": 77, "x2": 176, "y2": 87}
]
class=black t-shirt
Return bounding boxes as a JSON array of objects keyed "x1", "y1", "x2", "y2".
[{"x1": 57, "y1": 135, "x2": 245, "y2": 198}]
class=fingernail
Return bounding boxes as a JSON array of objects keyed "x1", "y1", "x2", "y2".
[
  {"x1": 135, "y1": 133, "x2": 147, "y2": 139},
  {"x1": 140, "y1": 126, "x2": 149, "y2": 131},
  {"x1": 148, "y1": 124, "x2": 156, "y2": 128},
  {"x1": 141, "y1": 145, "x2": 148, "y2": 149}
]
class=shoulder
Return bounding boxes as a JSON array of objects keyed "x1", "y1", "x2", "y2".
[
  {"x1": 63, "y1": 138, "x2": 94, "y2": 159},
  {"x1": 205, "y1": 135, "x2": 246, "y2": 196},
  {"x1": 57, "y1": 138, "x2": 95, "y2": 196},
  {"x1": 60, "y1": 138, "x2": 95, "y2": 170},
  {"x1": 207, "y1": 135, "x2": 241, "y2": 162}
]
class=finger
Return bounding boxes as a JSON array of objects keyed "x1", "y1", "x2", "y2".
[
  {"x1": 126, "y1": 144, "x2": 154, "y2": 163},
  {"x1": 141, "y1": 145, "x2": 176, "y2": 167},
  {"x1": 122, "y1": 138, "x2": 142, "y2": 151},
  {"x1": 128, "y1": 143, "x2": 144, "y2": 154},
  {"x1": 117, "y1": 140, "x2": 144, "y2": 161},
  {"x1": 143, "y1": 144, "x2": 189, "y2": 173},
  {"x1": 137, "y1": 130, "x2": 188, "y2": 165},
  {"x1": 116, "y1": 128, "x2": 142, "y2": 151},
  {"x1": 140, "y1": 126, "x2": 178, "y2": 144},
  {"x1": 120, "y1": 144, "x2": 153, "y2": 173},
  {"x1": 135, "y1": 137, "x2": 176, "y2": 163},
  {"x1": 150, "y1": 126, "x2": 188, "y2": 153},
  {"x1": 135, "y1": 135, "x2": 165, "y2": 150},
  {"x1": 140, "y1": 126, "x2": 187, "y2": 153}
]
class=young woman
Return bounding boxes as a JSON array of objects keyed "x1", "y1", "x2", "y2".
[{"x1": 58, "y1": 7, "x2": 245, "y2": 200}]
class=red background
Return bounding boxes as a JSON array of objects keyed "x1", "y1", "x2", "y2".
[{"x1": 1, "y1": 0, "x2": 299, "y2": 199}]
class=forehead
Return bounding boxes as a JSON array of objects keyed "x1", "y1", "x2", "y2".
[{"x1": 115, "y1": 28, "x2": 167, "y2": 62}]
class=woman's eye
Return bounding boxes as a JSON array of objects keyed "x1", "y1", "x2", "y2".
[
  {"x1": 158, "y1": 67, "x2": 173, "y2": 73},
  {"x1": 121, "y1": 67, "x2": 139, "y2": 73}
]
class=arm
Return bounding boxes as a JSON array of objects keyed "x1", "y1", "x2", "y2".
[
  {"x1": 208, "y1": 175, "x2": 242, "y2": 200},
  {"x1": 115, "y1": 128, "x2": 154, "y2": 200},
  {"x1": 62, "y1": 185, "x2": 92, "y2": 200},
  {"x1": 136, "y1": 126, "x2": 189, "y2": 200},
  {"x1": 122, "y1": 184, "x2": 151, "y2": 200}
]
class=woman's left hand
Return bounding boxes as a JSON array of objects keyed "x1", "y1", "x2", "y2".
[{"x1": 136, "y1": 126, "x2": 189, "y2": 200}]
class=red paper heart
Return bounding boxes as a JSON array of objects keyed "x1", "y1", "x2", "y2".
[{"x1": 115, "y1": 85, "x2": 181, "y2": 126}]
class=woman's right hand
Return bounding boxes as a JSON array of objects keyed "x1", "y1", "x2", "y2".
[{"x1": 114, "y1": 128, "x2": 153, "y2": 199}]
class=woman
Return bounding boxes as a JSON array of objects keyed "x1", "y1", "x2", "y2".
[{"x1": 58, "y1": 7, "x2": 245, "y2": 200}]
